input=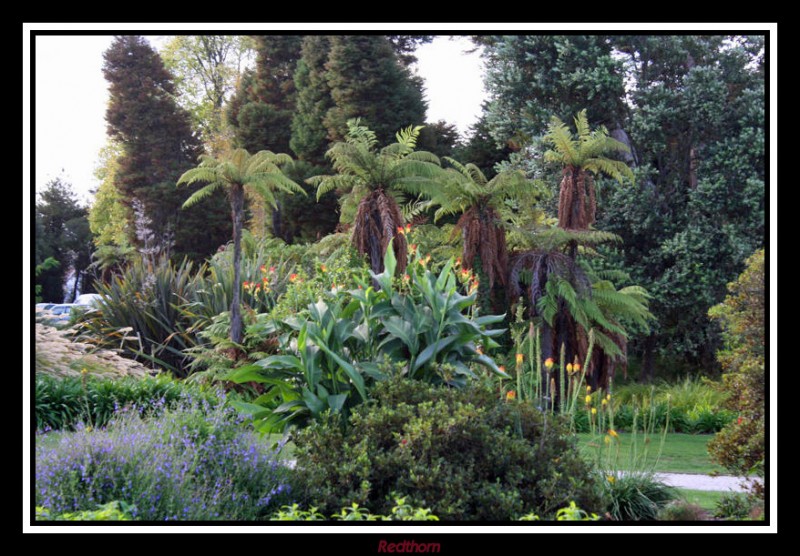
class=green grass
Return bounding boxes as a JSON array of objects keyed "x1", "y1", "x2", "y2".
[
  {"x1": 577, "y1": 432, "x2": 726, "y2": 474},
  {"x1": 677, "y1": 489, "x2": 725, "y2": 513}
]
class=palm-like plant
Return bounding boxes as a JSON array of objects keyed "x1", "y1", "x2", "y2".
[
  {"x1": 177, "y1": 149, "x2": 304, "y2": 343},
  {"x1": 544, "y1": 109, "x2": 633, "y2": 231},
  {"x1": 427, "y1": 158, "x2": 542, "y2": 290},
  {"x1": 308, "y1": 119, "x2": 441, "y2": 275}
]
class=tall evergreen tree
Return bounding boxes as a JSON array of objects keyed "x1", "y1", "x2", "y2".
[
  {"x1": 290, "y1": 35, "x2": 334, "y2": 165},
  {"x1": 102, "y1": 35, "x2": 230, "y2": 262},
  {"x1": 324, "y1": 35, "x2": 427, "y2": 145}
]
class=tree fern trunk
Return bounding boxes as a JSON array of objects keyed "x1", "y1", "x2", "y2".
[{"x1": 230, "y1": 183, "x2": 245, "y2": 344}]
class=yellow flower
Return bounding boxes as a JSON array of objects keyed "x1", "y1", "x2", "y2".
[
  {"x1": 604, "y1": 435, "x2": 611, "y2": 444},
  {"x1": 601, "y1": 399, "x2": 608, "y2": 406},
  {"x1": 608, "y1": 429, "x2": 619, "y2": 439},
  {"x1": 591, "y1": 407, "x2": 597, "y2": 415},
  {"x1": 574, "y1": 362, "x2": 581, "y2": 373},
  {"x1": 81, "y1": 368, "x2": 88, "y2": 375},
  {"x1": 86, "y1": 426, "x2": 93, "y2": 433},
  {"x1": 566, "y1": 363, "x2": 573, "y2": 373},
  {"x1": 506, "y1": 390, "x2": 516, "y2": 401},
  {"x1": 607, "y1": 475, "x2": 615, "y2": 484},
  {"x1": 606, "y1": 393, "x2": 611, "y2": 401},
  {"x1": 585, "y1": 395, "x2": 592, "y2": 404},
  {"x1": 544, "y1": 357, "x2": 554, "y2": 370},
  {"x1": 516, "y1": 353, "x2": 524, "y2": 366},
  {"x1": 587, "y1": 386, "x2": 592, "y2": 393}
]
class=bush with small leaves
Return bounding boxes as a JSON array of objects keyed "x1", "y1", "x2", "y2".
[{"x1": 292, "y1": 376, "x2": 604, "y2": 520}]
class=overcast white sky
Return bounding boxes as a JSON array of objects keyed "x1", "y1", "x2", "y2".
[{"x1": 33, "y1": 35, "x2": 485, "y2": 205}]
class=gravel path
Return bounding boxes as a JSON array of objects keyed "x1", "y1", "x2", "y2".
[{"x1": 654, "y1": 473, "x2": 756, "y2": 492}]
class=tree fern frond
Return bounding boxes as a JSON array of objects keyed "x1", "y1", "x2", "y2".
[{"x1": 181, "y1": 182, "x2": 223, "y2": 208}]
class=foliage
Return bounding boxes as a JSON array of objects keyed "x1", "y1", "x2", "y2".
[
  {"x1": 714, "y1": 492, "x2": 755, "y2": 519},
  {"x1": 35, "y1": 397, "x2": 294, "y2": 521},
  {"x1": 34, "y1": 373, "x2": 218, "y2": 432},
  {"x1": 35, "y1": 257, "x2": 60, "y2": 303},
  {"x1": 309, "y1": 120, "x2": 441, "y2": 274},
  {"x1": 178, "y1": 147, "x2": 304, "y2": 343},
  {"x1": 73, "y1": 256, "x2": 202, "y2": 376},
  {"x1": 36, "y1": 501, "x2": 135, "y2": 521},
  {"x1": 88, "y1": 140, "x2": 130, "y2": 250},
  {"x1": 35, "y1": 178, "x2": 93, "y2": 302},
  {"x1": 291, "y1": 376, "x2": 604, "y2": 520},
  {"x1": 707, "y1": 249, "x2": 765, "y2": 486},
  {"x1": 480, "y1": 35, "x2": 628, "y2": 145},
  {"x1": 102, "y1": 35, "x2": 230, "y2": 262},
  {"x1": 230, "y1": 244, "x2": 507, "y2": 432},
  {"x1": 271, "y1": 497, "x2": 439, "y2": 521},
  {"x1": 161, "y1": 35, "x2": 252, "y2": 144}
]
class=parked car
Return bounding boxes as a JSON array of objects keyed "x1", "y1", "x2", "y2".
[
  {"x1": 74, "y1": 293, "x2": 103, "y2": 308},
  {"x1": 47, "y1": 304, "x2": 77, "y2": 324}
]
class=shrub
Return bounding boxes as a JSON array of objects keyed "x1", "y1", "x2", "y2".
[
  {"x1": 291, "y1": 377, "x2": 604, "y2": 520},
  {"x1": 602, "y1": 471, "x2": 677, "y2": 521},
  {"x1": 714, "y1": 492, "x2": 753, "y2": 519},
  {"x1": 35, "y1": 398, "x2": 293, "y2": 521},
  {"x1": 657, "y1": 500, "x2": 708, "y2": 521},
  {"x1": 707, "y1": 250, "x2": 765, "y2": 490},
  {"x1": 35, "y1": 373, "x2": 219, "y2": 432}
]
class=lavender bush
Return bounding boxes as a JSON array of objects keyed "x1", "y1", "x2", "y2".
[{"x1": 35, "y1": 396, "x2": 293, "y2": 521}]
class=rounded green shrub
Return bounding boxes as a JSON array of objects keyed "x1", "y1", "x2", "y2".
[{"x1": 292, "y1": 377, "x2": 604, "y2": 520}]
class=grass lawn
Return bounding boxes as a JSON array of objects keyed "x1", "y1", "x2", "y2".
[
  {"x1": 576, "y1": 432, "x2": 726, "y2": 475},
  {"x1": 677, "y1": 489, "x2": 725, "y2": 513}
]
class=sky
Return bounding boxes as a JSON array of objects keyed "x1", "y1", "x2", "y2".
[{"x1": 32, "y1": 34, "x2": 486, "y2": 205}]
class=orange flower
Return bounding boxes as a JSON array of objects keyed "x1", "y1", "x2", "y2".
[
  {"x1": 269, "y1": 266, "x2": 276, "y2": 273},
  {"x1": 544, "y1": 357, "x2": 554, "y2": 370},
  {"x1": 260, "y1": 265, "x2": 267, "y2": 273},
  {"x1": 405, "y1": 223, "x2": 412, "y2": 234},
  {"x1": 289, "y1": 273, "x2": 299, "y2": 283},
  {"x1": 516, "y1": 353, "x2": 524, "y2": 366},
  {"x1": 320, "y1": 264, "x2": 327, "y2": 273},
  {"x1": 243, "y1": 281, "x2": 251, "y2": 289},
  {"x1": 409, "y1": 244, "x2": 418, "y2": 255},
  {"x1": 397, "y1": 226, "x2": 405, "y2": 235},
  {"x1": 403, "y1": 274, "x2": 410, "y2": 282},
  {"x1": 506, "y1": 390, "x2": 516, "y2": 401},
  {"x1": 608, "y1": 429, "x2": 619, "y2": 439},
  {"x1": 476, "y1": 345, "x2": 484, "y2": 355},
  {"x1": 574, "y1": 362, "x2": 581, "y2": 373},
  {"x1": 498, "y1": 365, "x2": 506, "y2": 374}
]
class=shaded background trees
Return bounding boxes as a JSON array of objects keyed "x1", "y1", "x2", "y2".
[{"x1": 479, "y1": 34, "x2": 765, "y2": 378}]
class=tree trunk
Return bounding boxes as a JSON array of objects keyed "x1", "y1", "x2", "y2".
[
  {"x1": 230, "y1": 184, "x2": 245, "y2": 344},
  {"x1": 640, "y1": 333, "x2": 656, "y2": 383}
]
